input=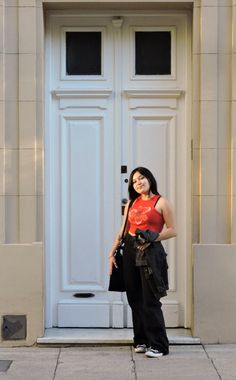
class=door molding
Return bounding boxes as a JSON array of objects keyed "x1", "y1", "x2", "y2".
[
  {"x1": 124, "y1": 88, "x2": 183, "y2": 98},
  {"x1": 124, "y1": 88, "x2": 184, "y2": 109},
  {"x1": 53, "y1": 89, "x2": 113, "y2": 109},
  {"x1": 45, "y1": 10, "x2": 192, "y2": 328}
]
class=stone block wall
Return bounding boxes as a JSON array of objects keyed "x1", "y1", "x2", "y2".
[{"x1": 0, "y1": 0, "x2": 236, "y2": 344}]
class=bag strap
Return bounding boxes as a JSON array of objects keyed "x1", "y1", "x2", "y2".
[{"x1": 120, "y1": 200, "x2": 133, "y2": 240}]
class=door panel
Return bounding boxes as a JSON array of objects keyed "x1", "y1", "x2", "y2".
[
  {"x1": 131, "y1": 116, "x2": 175, "y2": 194},
  {"x1": 121, "y1": 15, "x2": 190, "y2": 327},
  {"x1": 45, "y1": 12, "x2": 191, "y2": 328},
  {"x1": 51, "y1": 91, "x2": 115, "y2": 327},
  {"x1": 60, "y1": 116, "x2": 104, "y2": 291}
]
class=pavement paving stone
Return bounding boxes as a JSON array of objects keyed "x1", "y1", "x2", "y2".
[
  {"x1": 133, "y1": 346, "x2": 219, "y2": 380},
  {"x1": 204, "y1": 344, "x2": 236, "y2": 359},
  {"x1": 55, "y1": 347, "x2": 135, "y2": 380},
  {"x1": 164, "y1": 345, "x2": 207, "y2": 358},
  {"x1": 0, "y1": 347, "x2": 59, "y2": 380},
  {"x1": 0, "y1": 345, "x2": 236, "y2": 380},
  {"x1": 204, "y1": 345, "x2": 236, "y2": 380},
  {"x1": 0, "y1": 347, "x2": 59, "y2": 360},
  {"x1": 134, "y1": 358, "x2": 219, "y2": 380},
  {"x1": 210, "y1": 360, "x2": 236, "y2": 380}
]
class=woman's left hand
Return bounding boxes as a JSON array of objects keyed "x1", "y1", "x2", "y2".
[{"x1": 109, "y1": 255, "x2": 117, "y2": 275}]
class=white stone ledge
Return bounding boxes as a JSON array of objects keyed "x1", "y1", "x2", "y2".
[{"x1": 37, "y1": 328, "x2": 201, "y2": 345}]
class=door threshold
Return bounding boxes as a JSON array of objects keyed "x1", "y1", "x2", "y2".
[{"x1": 37, "y1": 328, "x2": 200, "y2": 345}]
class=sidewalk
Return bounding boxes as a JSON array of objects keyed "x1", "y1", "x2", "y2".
[{"x1": 1, "y1": 344, "x2": 236, "y2": 380}]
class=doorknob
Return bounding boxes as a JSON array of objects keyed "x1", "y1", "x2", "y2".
[{"x1": 122, "y1": 198, "x2": 128, "y2": 204}]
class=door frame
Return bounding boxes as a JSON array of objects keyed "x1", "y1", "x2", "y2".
[{"x1": 44, "y1": 8, "x2": 192, "y2": 329}]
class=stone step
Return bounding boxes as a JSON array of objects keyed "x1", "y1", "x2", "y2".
[{"x1": 37, "y1": 328, "x2": 201, "y2": 345}]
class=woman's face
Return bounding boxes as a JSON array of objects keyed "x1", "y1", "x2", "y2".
[{"x1": 132, "y1": 171, "x2": 150, "y2": 195}]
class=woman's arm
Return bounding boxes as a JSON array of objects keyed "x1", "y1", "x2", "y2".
[
  {"x1": 155, "y1": 197, "x2": 177, "y2": 241},
  {"x1": 108, "y1": 201, "x2": 131, "y2": 275}
]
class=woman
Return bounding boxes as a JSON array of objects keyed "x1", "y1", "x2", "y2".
[{"x1": 109, "y1": 167, "x2": 177, "y2": 358}]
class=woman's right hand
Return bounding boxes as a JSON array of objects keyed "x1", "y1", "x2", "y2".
[{"x1": 109, "y1": 254, "x2": 117, "y2": 275}]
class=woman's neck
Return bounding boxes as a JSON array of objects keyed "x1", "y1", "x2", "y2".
[{"x1": 141, "y1": 191, "x2": 154, "y2": 200}]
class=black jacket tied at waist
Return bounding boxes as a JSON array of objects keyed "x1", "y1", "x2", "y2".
[{"x1": 135, "y1": 229, "x2": 169, "y2": 299}]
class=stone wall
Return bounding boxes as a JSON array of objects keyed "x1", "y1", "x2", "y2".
[
  {"x1": 0, "y1": 0, "x2": 44, "y2": 346},
  {"x1": 192, "y1": 0, "x2": 236, "y2": 342},
  {"x1": 0, "y1": 0, "x2": 236, "y2": 345}
]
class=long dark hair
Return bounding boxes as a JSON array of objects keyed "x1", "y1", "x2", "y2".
[{"x1": 128, "y1": 167, "x2": 159, "y2": 201}]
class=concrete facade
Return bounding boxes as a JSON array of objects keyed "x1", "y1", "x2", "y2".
[{"x1": 0, "y1": 0, "x2": 236, "y2": 345}]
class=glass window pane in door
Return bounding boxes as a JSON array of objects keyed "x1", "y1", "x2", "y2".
[
  {"x1": 66, "y1": 32, "x2": 101, "y2": 75},
  {"x1": 135, "y1": 31, "x2": 171, "y2": 75}
]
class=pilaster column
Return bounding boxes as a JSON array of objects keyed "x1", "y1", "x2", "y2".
[
  {"x1": 196, "y1": 0, "x2": 233, "y2": 243},
  {"x1": 232, "y1": 1, "x2": 236, "y2": 242},
  {"x1": 0, "y1": 0, "x2": 44, "y2": 243}
]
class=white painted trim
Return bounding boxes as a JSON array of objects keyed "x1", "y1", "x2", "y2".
[
  {"x1": 58, "y1": 301, "x2": 110, "y2": 327},
  {"x1": 53, "y1": 89, "x2": 113, "y2": 109},
  {"x1": 124, "y1": 89, "x2": 183, "y2": 110},
  {"x1": 124, "y1": 88, "x2": 183, "y2": 98},
  {"x1": 183, "y1": 11, "x2": 192, "y2": 328},
  {"x1": 60, "y1": 26, "x2": 107, "y2": 81},
  {"x1": 45, "y1": 13, "x2": 55, "y2": 328},
  {"x1": 45, "y1": 9, "x2": 192, "y2": 329},
  {"x1": 112, "y1": 16, "x2": 124, "y2": 234},
  {"x1": 53, "y1": 89, "x2": 113, "y2": 97},
  {"x1": 45, "y1": 10, "x2": 193, "y2": 19},
  {"x1": 129, "y1": 26, "x2": 177, "y2": 81}
]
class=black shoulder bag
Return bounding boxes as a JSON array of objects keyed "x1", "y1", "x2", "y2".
[{"x1": 108, "y1": 201, "x2": 133, "y2": 292}]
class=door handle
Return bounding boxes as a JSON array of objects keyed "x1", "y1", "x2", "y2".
[{"x1": 121, "y1": 199, "x2": 128, "y2": 215}]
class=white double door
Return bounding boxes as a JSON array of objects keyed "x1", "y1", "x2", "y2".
[{"x1": 45, "y1": 11, "x2": 191, "y2": 328}]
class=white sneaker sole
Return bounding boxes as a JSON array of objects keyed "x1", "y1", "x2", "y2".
[
  {"x1": 134, "y1": 348, "x2": 147, "y2": 353},
  {"x1": 145, "y1": 351, "x2": 163, "y2": 358}
]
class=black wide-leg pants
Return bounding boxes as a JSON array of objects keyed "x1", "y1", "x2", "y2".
[{"x1": 123, "y1": 234, "x2": 169, "y2": 355}]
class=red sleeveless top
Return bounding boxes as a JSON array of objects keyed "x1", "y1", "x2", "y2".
[{"x1": 128, "y1": 195, "x2": 164, "y2": 235}]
